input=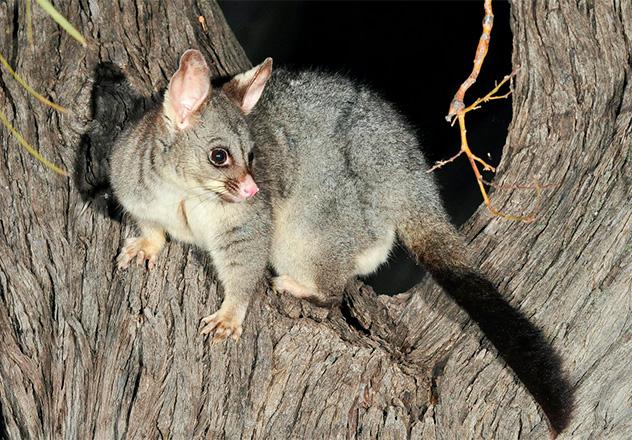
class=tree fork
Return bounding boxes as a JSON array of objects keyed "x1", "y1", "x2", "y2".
[{"x1": 0, "y1": 1, "x2": 630, "y2": 438}]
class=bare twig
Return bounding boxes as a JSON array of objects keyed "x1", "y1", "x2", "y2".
[
  {"x1": 435, "y1": 0, "x2": 542, "y2": 222},
  {"x1": 428, "y1": 150, "x2": 464, "y2": 173},
  {"x1": 446, "y1": 0, "x2": 494, "y2": 122}
]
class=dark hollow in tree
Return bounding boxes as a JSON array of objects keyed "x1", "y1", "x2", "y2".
[{"x1": 0, "y1": 1, "x2": 630, "y2": 438}]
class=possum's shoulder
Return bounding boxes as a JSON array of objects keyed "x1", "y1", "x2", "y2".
[
  {"x1": 263, "y1": 68, "x2": 373, "y2": 108},
  {"x1": 260, "y1": 68, "x2": 410, "y2": 135}
]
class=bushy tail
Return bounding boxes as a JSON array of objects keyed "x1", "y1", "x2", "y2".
[{"x1": 399, "y1": 217, "x2": 573, "y2": 436}]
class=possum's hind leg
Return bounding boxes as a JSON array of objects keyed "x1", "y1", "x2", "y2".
[
  {"x1": 272, "y1": 271, "x2": 348, "y2": 308},
  {"x1": 272, "y1": 251, "x2": 354, "y2": 308},
  {"x1": 272, "y1": 275, "x2": 315, "y2": 300}
]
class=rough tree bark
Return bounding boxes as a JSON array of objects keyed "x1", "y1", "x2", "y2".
[{"x1": 0, "y1": 1, "x2": 630, "y2": 439}]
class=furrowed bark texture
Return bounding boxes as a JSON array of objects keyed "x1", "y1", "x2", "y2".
[{"x1": 0, "y1": 1, "x2": 630, "y2": 439}]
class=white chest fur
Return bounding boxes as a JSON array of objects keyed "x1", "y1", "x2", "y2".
[{"x1": 122, "y1": 182, "x2": 236, "y2": 250}]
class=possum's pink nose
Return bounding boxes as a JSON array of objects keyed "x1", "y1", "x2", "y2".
[{"x1": 238, "y1": 174, "x2": 259, "y2": 199}]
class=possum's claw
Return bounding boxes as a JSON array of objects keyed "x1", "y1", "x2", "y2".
[
  {"x1": 117, "y1": 237, "x2": 161, "y2": 270},
  {"x1": 200, "y1": 307, "x2": 244, "y2": 342}
]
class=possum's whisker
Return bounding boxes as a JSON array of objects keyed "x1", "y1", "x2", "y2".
[
  {"x1": 186, "y1": 186, "x2": 236, "y2": 212},
  {"x1": 187, "y1": 193, "x2": 215, "y2": 212}
]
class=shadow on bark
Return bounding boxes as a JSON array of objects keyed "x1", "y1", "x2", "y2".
[{"x1": 74, "y1": 62, "x2": 161, "y2": 220}]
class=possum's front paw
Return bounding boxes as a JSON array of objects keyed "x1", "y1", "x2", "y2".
[
  {"x1": 199, "y1": 304, "x2": 246, "y2": 342},
  {"x1": 117, "y1": 237, "x2": 161, "y2": 270}
]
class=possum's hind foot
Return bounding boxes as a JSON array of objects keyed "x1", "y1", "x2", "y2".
[
  {"x1": 272, "y1": 275, "x2": 340, "y2": 308},
  {"x1": 272, "y1": 275, "x2": 315, "y2": 299}
]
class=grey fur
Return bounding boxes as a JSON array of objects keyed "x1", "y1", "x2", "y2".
[
  {"x1": 246, "y1": 68, "x2": 572, "y2": 432},
  {"x1": 110, "y1": 52, "x2": 571, "y2": 432},
  {"x1": 110, "y1": 67, "x2": 271, "y2": 340},
  {"x1": 248, "y1": 69, "x2": 449, "y2": 302}
]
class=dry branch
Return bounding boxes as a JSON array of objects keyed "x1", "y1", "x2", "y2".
[{"x1": 440, "y1": 0, "x2": 540, "y2": 222}]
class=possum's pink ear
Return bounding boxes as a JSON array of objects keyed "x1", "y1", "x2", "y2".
[
  {"x1": 165, "y1": 49, "x2": 211, "y2": 130},
  {"x1": 224, "y1": 58, "x2": 273, "y2": 115}
]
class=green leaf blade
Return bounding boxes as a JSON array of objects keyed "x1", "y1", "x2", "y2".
[{"x1": 35, "y1": 0, "x2": 87, "y2": 47}]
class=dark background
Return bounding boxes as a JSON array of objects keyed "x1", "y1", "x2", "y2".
[{"x1": 219, "y1": 0, "x2": 512, "y2": 293}]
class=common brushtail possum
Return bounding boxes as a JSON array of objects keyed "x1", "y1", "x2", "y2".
[{"x1": 110, "y1": 50, "x2": 572, "y2": 434}]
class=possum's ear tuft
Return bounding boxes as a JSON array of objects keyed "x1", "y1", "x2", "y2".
[
  {"x1": 223, "y1": 58, "x2": 273, "y2": 115},
  {"x1": 164, "y1": 49, "x2": 211, "y2": 130}
]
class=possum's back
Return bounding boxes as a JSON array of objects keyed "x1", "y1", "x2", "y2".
[{"x1": 249, "y1": 69, "x2": 441, "y2": 216}]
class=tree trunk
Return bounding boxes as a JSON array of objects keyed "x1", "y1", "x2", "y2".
[{"x1": 0, "y1": 1, "x2": 630, "y2": 438}]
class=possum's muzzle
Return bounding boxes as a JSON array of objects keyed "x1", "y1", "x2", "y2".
[{"x1": 221, "y1": 174, "x2": 259, "y2": 203}]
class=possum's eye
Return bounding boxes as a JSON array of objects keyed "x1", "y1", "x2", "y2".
[
  {"x1": 248, "y1": 151, "x2": 254, "y2": 163},
  {"x1": 209, "y1": 148, "x2": 230, "y2": 167}
]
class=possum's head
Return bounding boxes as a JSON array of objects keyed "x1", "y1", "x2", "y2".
[{"x1": 162, "y1": 49, "x2": 272, "y2": 203}]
